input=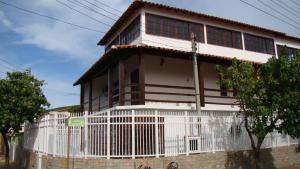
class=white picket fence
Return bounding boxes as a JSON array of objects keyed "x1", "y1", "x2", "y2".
[{"x1": 23, "y1": 108, "x2": 298, "y2": 159}]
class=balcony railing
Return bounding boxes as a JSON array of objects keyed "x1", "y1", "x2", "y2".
[{"x1": 23, "y1": 107, "x2": 298, "y2": 159}]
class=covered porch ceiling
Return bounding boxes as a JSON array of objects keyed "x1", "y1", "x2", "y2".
[{"x1": 73, "y1": 44, "x2": 261, "y2": 86}]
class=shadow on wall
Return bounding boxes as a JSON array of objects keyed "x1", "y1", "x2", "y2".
[{"x1": 225, "y1": 148, "x2": 276, "y2": 169}]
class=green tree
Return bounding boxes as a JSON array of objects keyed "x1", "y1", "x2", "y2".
[
  {"x1": 0, "y1": 70, "x2": 49, "y2": 168},
  {"x1": 216, "y1": 48, "x2": 300, "y2": 169}
]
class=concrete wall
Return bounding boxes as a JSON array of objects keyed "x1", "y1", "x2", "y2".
[{"x1": 20, "y1": 145, "x2": 300, "y2": 169}]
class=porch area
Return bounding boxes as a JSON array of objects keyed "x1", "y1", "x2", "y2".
[{"x1": 78, "y1": 45, "x2": 239, "y2": 113}]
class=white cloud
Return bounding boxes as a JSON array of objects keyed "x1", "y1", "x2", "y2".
[
  {"x1": 1, "y1": 0, "x2": 129, "y2": 62},
  {"x1": 0, "y1": 10, "x2": 12, "y2": 28}
]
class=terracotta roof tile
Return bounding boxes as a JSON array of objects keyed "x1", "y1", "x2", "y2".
[
  {"x1": 74, "y1": 44, "x2": 261, "y2": 85},
  {"x1": 98, "y1": 0, "x2": 300, "y2": 45}
]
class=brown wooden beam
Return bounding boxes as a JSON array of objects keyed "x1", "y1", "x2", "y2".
[
  {"x1": 139, "y1": 55, "x2": 145, "y2": 105},
  {"x1": 119, "y1": 59, "x2": 125, "y2": 106},
  {"x1": 108, "y1": 66, "x2": 113, "y2": 108},
  {"x1": 80, "y1": 84, "x2": 84, "y2": 111},
  {"x1": 88, "y1": 80, "x2": 93, "y2": 112},
  {"x1": 145, "y1": 83, "x2": 194, "y2": 90}
]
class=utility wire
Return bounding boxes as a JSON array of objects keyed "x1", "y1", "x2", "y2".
[
  {"x1": 81, "y1": 0, "x2": 120, "y2": 18},
  {"x1": 93, "y1": 0, "x2": 123, "y2": 14},
  {"x1": 56, "y1": 0, "x2": 111, "y2": 27},
  {"x1": 0, "y1": 0, "x2": 105, "y2": 33},
  {"x1": 256, "y1": 0, "x2": 300, "y2": 26},
  {"x1": 288, "y1": 0, "x2": 300, "y2": 7},
  {"x1": 269, "y1": 0, "x2": 300, "y2": 19},
  {"x1": 239, "y1": 0, "x2": 300, "y2": 30},
  {"x1": 68, "y1": 0, "x2": 117, "y2": 21},
  {"x1": 0, "y1": 58, "x2": 21, "y2": 70},
  {"x1": 276, "y1": 0, "x2": 300, "y2": 16}
]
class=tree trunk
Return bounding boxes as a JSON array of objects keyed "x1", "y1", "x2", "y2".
[
  {"x1": 1, "y1": 131, "x2": 9, "y2": 169},
  {"x1": 253, "y1": 142, "x2": 263, "y2": 169}
]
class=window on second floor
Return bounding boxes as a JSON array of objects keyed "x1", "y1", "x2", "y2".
[
  {"x1": 244, "y1": 33, "x2": 275, "y2": 55},
  {"x1": 277, "y1": 45, "x2": 299, "y2": 58},
  {"x1": 146, "y1": 13, "x2": 204, "y2": 42},
  {"x1": 206, "y1": 25, "x2": 242, "y2": 49},
  {"x1": 120, "y1": 15, "x2": 141, "y2": 45},
  {"x1": 105, "y1": 37, "x2": 120, "y2": 51}
]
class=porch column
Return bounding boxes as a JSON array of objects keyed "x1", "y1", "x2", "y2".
[
  {"x1": 139, "y1": 55, "x2": 145, "y2": 105},
  {"x1": 108, "y1": 67, "x2": 113, "y2": 108},
  {"x1": 88, "y1": 80, "x2": 93, "y2": 112},
  {"x1": 197, "y1": 60, "x2": 205, "y2": 107},
  {"x1": 80, "y1": 84, "x2": 84, "y2": 111},
  {"x1": 119, "y1": 59, "x2": 125, "y2": 106}
]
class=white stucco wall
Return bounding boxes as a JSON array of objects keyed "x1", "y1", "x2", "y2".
[
  {"x1": 140, "y1": 9, "x2": 300, "y2": 64},
  {"x1": 144, "y1": 54, "x2": 238, "y2": 111}
]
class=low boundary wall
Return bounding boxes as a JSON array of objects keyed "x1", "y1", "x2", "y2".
[{"x1": 20, "y1": 145, "x2": 300, "y2": 169}]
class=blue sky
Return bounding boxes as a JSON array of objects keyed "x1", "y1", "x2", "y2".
[{"x1": 0, "y1": 0, "x2": 299, "y2": 108}]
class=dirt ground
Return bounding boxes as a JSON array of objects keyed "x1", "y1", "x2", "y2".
[{"x1": 280, "y1": 165, "x2": 300, "y2": 169}]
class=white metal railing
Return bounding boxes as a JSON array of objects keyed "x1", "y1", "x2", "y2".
[{"x1": 23, "y1": 108, "x2": 298, "y2": 159}]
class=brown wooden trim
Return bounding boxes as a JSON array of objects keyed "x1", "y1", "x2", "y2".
[
  {"x1": 80, "y1": 84, "x2": 84, "y2": 111},
  {"x1": 108, "y1": 67, "x2": 113, "y2": 108},
  {"x1": 205, "y1": 102, "x2": 239, "y2": 105},
  {"x1": 125, "y1": 83, "x2": 139, "y2": 87},
  {"x1": 204, "y1": 88, "x2": 235, "y2": 93},
  {"x1": 145, "y1": 99, "x2": 195, "y2": 103},
  {"x1": 145, "y1": 91, "x2": 194, "y2": 96},
  {"x1": 145, "y1": 83, "x2": 194, "y2": 90},
  {"x1": 88, "y1": 80, "x2": 93, "y2": 112},
  {"x1": 119, "y1": 59, "x2": 125, "y2": 106},
  {"x1": 139, "y1": 55, "x2": 145, "y2": 105},
  {"x1": 204, "y1": 95, "x2": 236, "y2": 99},
  {"x1": 198, "y1": 61, "x2": 205, "y2": 107}
]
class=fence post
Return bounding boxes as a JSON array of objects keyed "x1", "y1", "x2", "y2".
[
  {"x1": 155, "y1": 110, "x2": 159, "y2": 158},
  {"x1": 84, "y1": 111, "x2": 88, "y2": 159},
  {"x1": 46, "y1": 115, "x2": 49, "y2": 155},
  {"x1": 233, "y1": 112, "x2": 237, "y2": 151},
  {"x1": 132, "y1": 110, "x2": 135, "y2": 159},
  {"x1": 53, "y1": 113, "x2": 57, "y2": 157},
  {"x1": 107, "y1": 109, "x2": 111, "y2": 159},
  {"x1": 211, "y1": 113, "x2": 215, "y2": 153},
  {"x1": 185, "y1": 110, "x2": 189, "y2": 156}
]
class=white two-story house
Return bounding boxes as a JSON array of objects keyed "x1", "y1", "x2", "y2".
[{"x1": 69, "y1": 0, "x2": 300, "y2": 158}]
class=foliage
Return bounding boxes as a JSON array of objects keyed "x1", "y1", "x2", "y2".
[
  {"x1": 0, "y1": 70, "x2": 49, "y2": 168},
  {"x1": 216, "y1": 47, "x2": 300, "y2": 168}
]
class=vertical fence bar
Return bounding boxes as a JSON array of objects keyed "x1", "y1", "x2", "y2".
[
  {"x1": 53, "y1": 113, "x2": 57, "y2": 157},
  {"x1": 185, "y1": 111, "x2": 189, "y2": 156},
  {"x1": 233, "y1": 113, "x2": 237, "y2": 151},
  {"x1": 211, "y1": 113, "x2": 215, "y2": 153},
  {"x1": 107, "y1": 110, "x2": 111, "y2": 159},
  {"x1": 84, "y1": 111, "x2": 88, "y2": 159},
  {"x1": 132, "y1": 110, "x2": 135, "y2": 159},
  {"x1": 46, "y1": 115, "x2": 49, "y2": 155},
  {"x1": 155, "y1": 110, "x2": 159, "y2": 158}
]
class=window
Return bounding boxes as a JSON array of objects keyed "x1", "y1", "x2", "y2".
[
  {"x1": 277, "y1": 45, "x2": 299, "y2": 58},
  {"x1": 105, "y1": 37, "x2": 119, "y2": 51},
  {"x1": 207, "y1": 25, "x2": 242, "y2": 49},
  {"x1": 145, "y1": 13, "x2": 204, "y2": 42},
  {"x1": 120, "y1": 15, "x2": 140, "y2": 45},
  {"x1": 244, "y1": 33, "x2": 275, "y2": 55},
  {"x1": 176, "y1": 20, "x2": 189, "y2": 40},
  {"x1": 190, "y1": 23, "x2": 204, "y2": 42}
]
